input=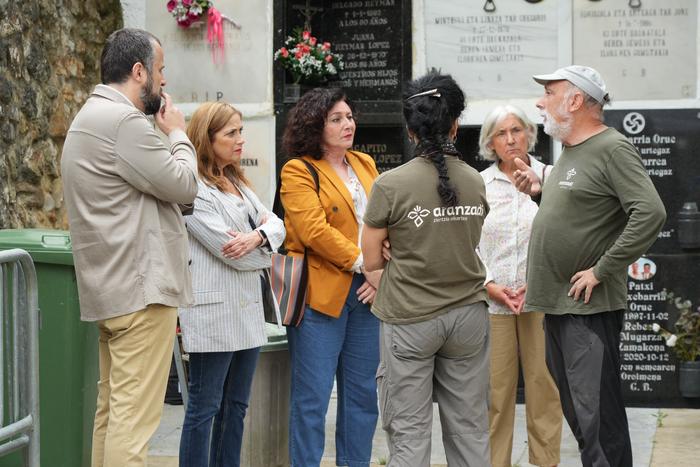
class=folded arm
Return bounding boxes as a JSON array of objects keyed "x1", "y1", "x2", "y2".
[{"x1": 187, "y1": 190, "x2": 271, "y2": 271}]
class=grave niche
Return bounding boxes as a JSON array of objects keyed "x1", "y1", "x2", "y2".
[
  {"x1": 352, "y1": 125, "x2": 407, "y2": 174},
  {"x1": 424, "y1": 0, "x2": 560, "y2": 100},
  {"x1": 573, "y1": 0, "x2": 697, "y2": 100},
  {"x1": 605, "y1": 109, "x2": 700, "y2": 255},
  {"x1": 622, "y1": 254, "x2": 700, "y2": 408},
  {"x1": 273, "y1": 0, "x2": 412, "y2": 172}
]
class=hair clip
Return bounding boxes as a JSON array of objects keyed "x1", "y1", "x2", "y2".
[{"x1": 407, "y1": 88, "x2": 441, "y2": 100}]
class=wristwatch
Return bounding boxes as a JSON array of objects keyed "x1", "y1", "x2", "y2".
[{"x1": 257, "y1": 229, "x2": 268, "y2": 246}]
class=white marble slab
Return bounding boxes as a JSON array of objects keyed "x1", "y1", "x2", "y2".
[
  {"x1": 424, "y1": 0, "x2": 560, "y2": 99},
  {"x1": 573, "y1": 0, "x2": 697, "y2": 100}
]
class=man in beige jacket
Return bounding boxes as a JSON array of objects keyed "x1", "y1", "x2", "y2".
[{"x1": 61, "y1": 28, "x2": 197, "y2": 467}]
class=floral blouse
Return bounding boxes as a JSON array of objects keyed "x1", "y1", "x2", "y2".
[{"x1": 478, "y1": 155, "x2": 546, "y2": 315}]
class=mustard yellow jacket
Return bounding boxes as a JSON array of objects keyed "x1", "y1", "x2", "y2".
[{"x1": 280, "y1": 151, "x2": 379, "y2": 317}]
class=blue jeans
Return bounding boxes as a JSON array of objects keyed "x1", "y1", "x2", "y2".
[
  {"x1": 179, "y1": 347, "x2": 261, "y2": 467},
  {"x1": 288, "y1": 273, "x2": 380, "y2": 467}
]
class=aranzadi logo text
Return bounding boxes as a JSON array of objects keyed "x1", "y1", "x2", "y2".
[{"x1": 408, "y1": 203, "x2": 486, "y2": 227}]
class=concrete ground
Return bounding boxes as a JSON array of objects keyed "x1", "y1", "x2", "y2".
[{"x1": 148, "y1": 396, "x2": 699, "y2": 466}]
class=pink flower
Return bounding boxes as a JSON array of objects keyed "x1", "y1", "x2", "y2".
[
  {"x1": 309, "y1": 37, "x2": 317, "y2": 46},
  {"x1": 177, "y1": 17, "x2": 193, "y2": 28},
  {"x1": 322, "y1": 42, "x2": 331, "y2": 51},
  {"x1": 182, "y1": 0, "x2": 193, "y2": 6},
  {"x1": 167, "y1": 0, "x2": 177, "y2": 12},
  {"x1": 280, "y1": 47, "x2": 289, "y2": 58},
  {"x1": 187, "y1": 10, "x2": 200, "y2": 19},
  {"x1": 302, "y1": 30, "x2": 311, "y2": 40},
  {"x1": 325, "y1": 55, "x2": 333, "y2": 63},
  {"x1": 295, "y1": 51, "x2": 303, "y2": 59}
]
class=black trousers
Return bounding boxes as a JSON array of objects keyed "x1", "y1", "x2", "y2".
[{"x1": 544, "y1": 311, "x2": 633, "y2": 467}]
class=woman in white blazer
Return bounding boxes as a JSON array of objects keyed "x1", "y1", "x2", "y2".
[{"x1": 178, "y1": 102, "x2": 285, "y2": 467}]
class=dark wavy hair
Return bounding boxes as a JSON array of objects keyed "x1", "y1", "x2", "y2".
[
  {"x1": 282, "y1": 87, "x2": 355, "y2": 160},
  {"x1": 403, "y1": 72, "x2": 466, "y2": 207}
]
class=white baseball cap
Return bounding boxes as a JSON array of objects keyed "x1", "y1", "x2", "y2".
[{"x1": 533, "y1": 65, "x2": 609, "y2": 104}]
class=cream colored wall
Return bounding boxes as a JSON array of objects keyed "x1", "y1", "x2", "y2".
[{"x1": 121, "y1": 0, "x2": 277, "y2": 207}]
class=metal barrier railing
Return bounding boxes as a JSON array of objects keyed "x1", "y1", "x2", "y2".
[
  {"x1": 173, "y1": 334, "x2": 189, "y2": 408},
  {"x1": 0, "y1": 249, "x2": 40, "y2": 465}
]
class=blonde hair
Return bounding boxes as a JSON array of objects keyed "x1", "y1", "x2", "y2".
[
  {"x1": 186, "y1": 101, "x2": 250, "y2": 191},
  {"x1": 478, "y1": 105, "x2": 538, "y2": 161}
]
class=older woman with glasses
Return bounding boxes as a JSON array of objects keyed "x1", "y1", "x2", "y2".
[{"x1": 478, "y1": 104, "x2": 562, "y2": 467}]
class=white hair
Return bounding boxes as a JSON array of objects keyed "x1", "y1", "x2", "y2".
[{"x1": 478, "y1": 105, "x2": 538, "y2": 161}]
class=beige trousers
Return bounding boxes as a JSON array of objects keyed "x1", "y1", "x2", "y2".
[
  {"x1": 91, "y1": 304, "x2": 177, "y2": 467},
  {"x1": 488, "y1": 312, "x2": 563, "y2": 467}
]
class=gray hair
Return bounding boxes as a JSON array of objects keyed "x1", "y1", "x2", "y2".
[
  {"x1": 564, "y1": 82, "x2": 609, "y2": 122},
  {"x1": 478, "y1": 105, "x2": 538, "y2": 161}
]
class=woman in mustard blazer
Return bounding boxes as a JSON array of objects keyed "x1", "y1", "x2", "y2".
[{"x1": 280, "y1": 88, "x2": 381, "y2": 467}]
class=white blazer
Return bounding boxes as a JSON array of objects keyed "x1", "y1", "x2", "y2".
[{"x1": 179, "y1": 179, "x2": 285, "y2": 353}]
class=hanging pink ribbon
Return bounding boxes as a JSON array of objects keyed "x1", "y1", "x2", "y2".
[{"x1": 207, "y1": 6, "x2": 225, "y2": 64}]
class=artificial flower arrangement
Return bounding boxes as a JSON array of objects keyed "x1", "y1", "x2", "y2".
[
  {"x1": 274, "y1": 28, "x2": 344, "y2": 85},
  {"x1": 166, "y1": 0, "x2": 213, "y2": 28},
  {"x1": 652, "y1": 290, "x2": 700, "y2": 362},
  {"x1": 166, "y1": 0, "x2": 238, "y2": 64}
]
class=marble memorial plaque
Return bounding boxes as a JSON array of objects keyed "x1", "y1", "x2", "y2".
[
  {"x1": 145, "y1": 0, "x2": 271, "y2": 105},
  {"x1": 623, "y1": 254, "x2": 700, "y2": 407},
  {"x1": 325, "y1": 0, "x2": 409, "y2": 102},
  {"x1": 353, "y1": 126, "x2": 406, "y2": 173},
  {"x1": 605, "y1": 109, "x2": 700, "y2": 254},
  {"x1": 238, "y1": 118, "x2": 276, "y2": 207},
  {"x1": 573, "y1": 0, "x2": 697, "y2": 100},
  {"x1": 424, "y1": 0, "x2": 559, "y2": 99}
]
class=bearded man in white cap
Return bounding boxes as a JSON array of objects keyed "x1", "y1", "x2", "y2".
[{"x1": 513, "y1": 66, "x2": 666, "y2": 467}]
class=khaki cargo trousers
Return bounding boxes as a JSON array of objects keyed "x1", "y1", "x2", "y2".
[{"x1": 377, "y1": 302, "x2": 491, "y2": 467}]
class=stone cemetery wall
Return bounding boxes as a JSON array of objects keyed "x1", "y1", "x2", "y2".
[{"x1": 0, "y1": 0, "x2": 122, "y2": 229}]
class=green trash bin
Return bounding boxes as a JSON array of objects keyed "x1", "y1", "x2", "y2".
[{"x1": 0, "y1": 229, "x2": 98, "y2": 467}]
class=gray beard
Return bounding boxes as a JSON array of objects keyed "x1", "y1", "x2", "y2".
[{"x1": 542, "y1": 110, "x2": 572, "y2": 142}]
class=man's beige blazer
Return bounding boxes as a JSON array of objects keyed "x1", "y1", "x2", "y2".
[{"x1": 61, "y1": 84, "x2": 198, "y2": 321}]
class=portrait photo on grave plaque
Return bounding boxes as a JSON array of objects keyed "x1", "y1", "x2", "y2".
[{"x1": 622, "y1": 254, "x2": 700, "y2": 407}]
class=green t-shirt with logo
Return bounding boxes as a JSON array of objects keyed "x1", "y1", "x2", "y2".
[
  {"x1": 364, "y1": 156, "x2": 489, "y2": 324},
  {"x1": 525, "y1": 128, "x2": 666, "y2": 315}
]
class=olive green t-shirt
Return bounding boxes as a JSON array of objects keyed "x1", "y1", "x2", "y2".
[
  {"x1": 525, "y1": 128, "x2": 666, "y2": 315},
  {"x1": 364, "y1": 156, "x2": 489, "y2": 324}
]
